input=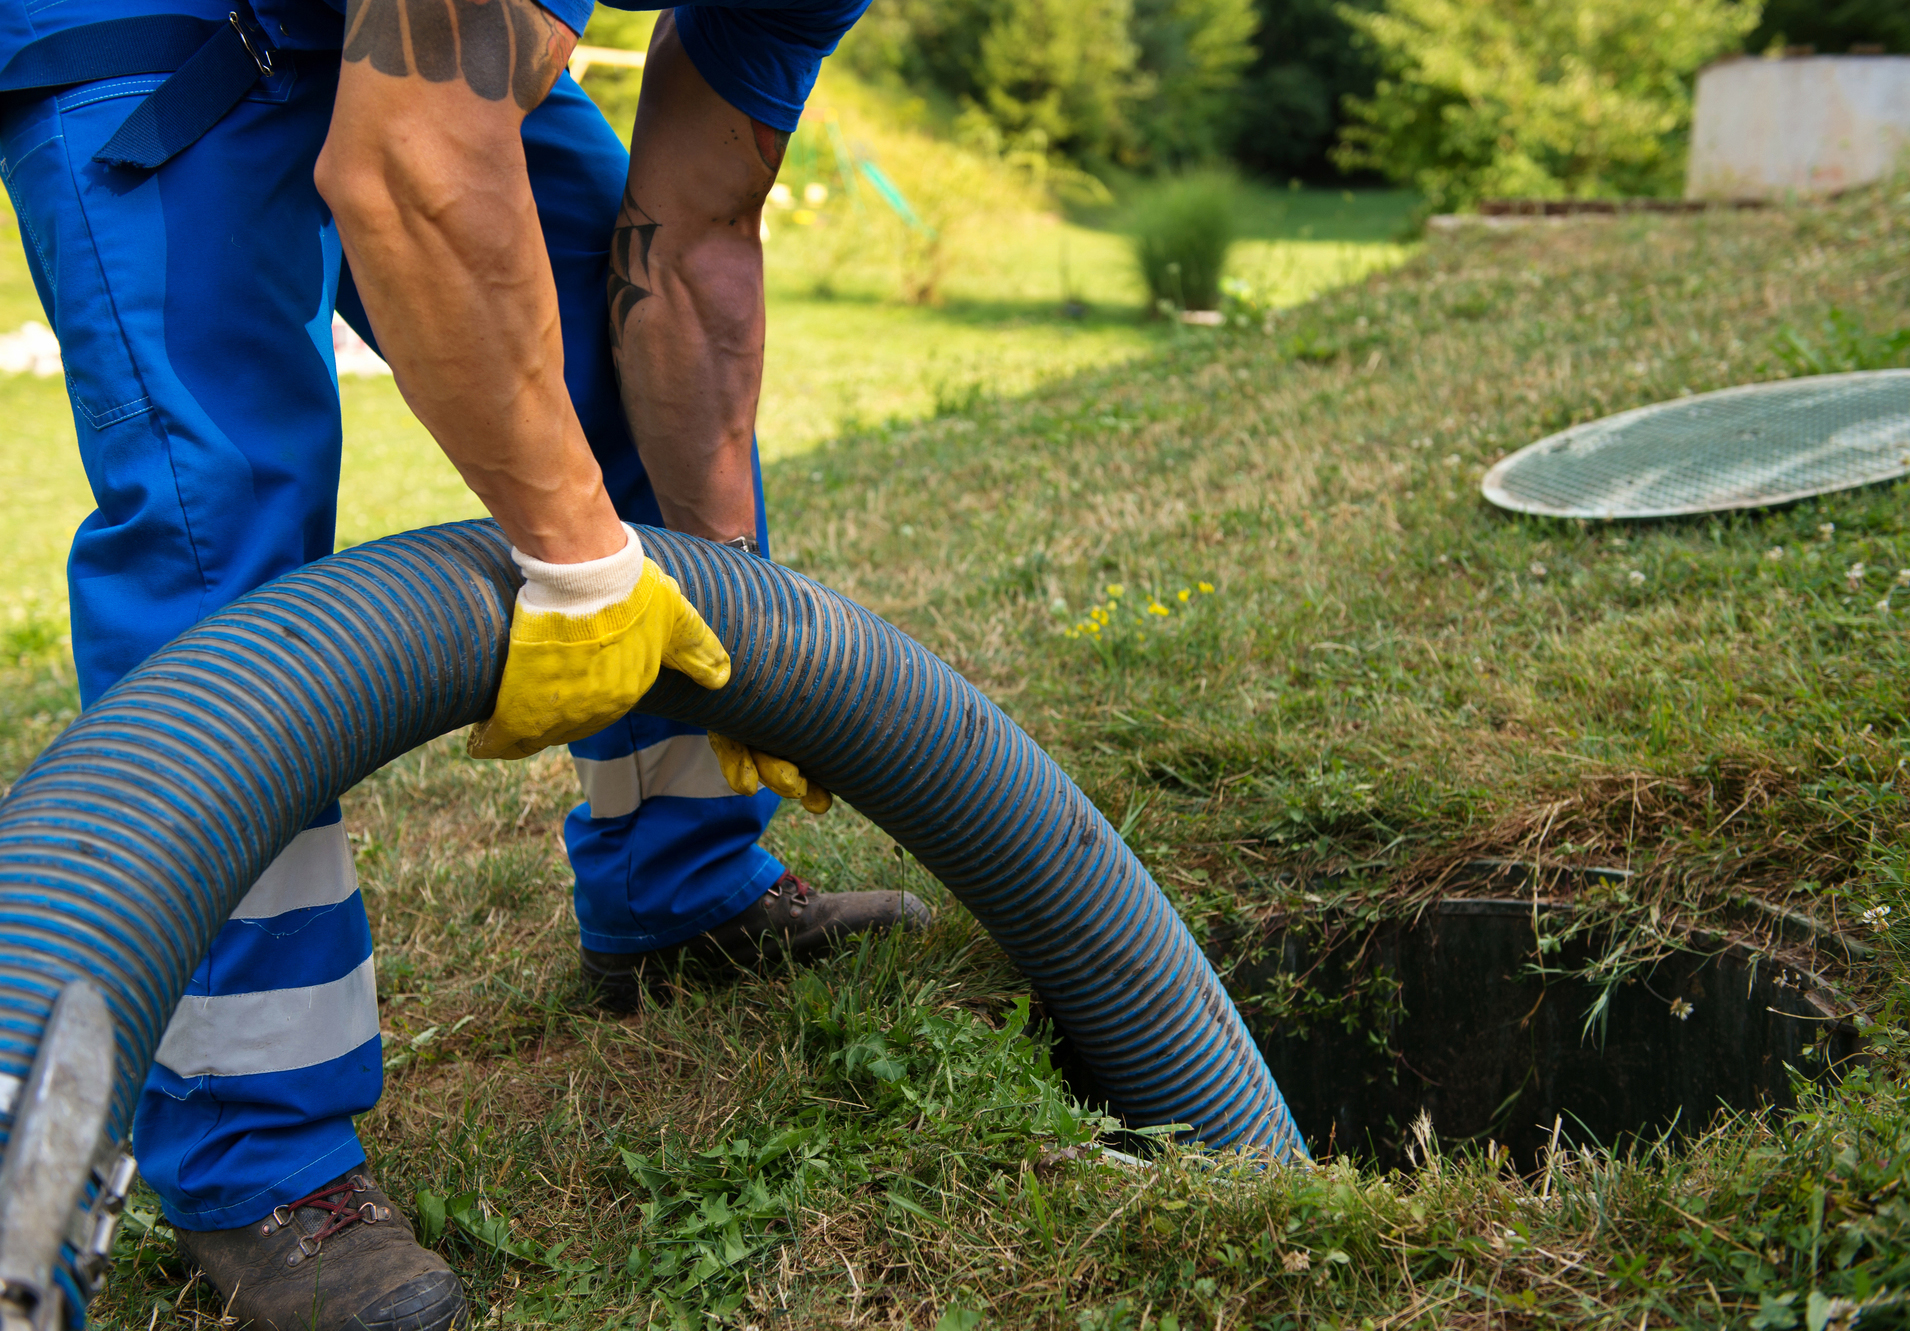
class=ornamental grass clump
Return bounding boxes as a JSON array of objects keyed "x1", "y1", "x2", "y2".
[{"x1": 1128, "y1": 175, "x2": 1236, "y2": 313}]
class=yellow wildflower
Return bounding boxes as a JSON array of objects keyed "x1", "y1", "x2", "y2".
[
  {"x1": 1177, "y1": 589, "x2": 1191, "y2": 602},
  {"x1": 1106, "y1": 584, "x2": 1126, "y2": 598},
  {"x1": 1197, "y1": 582, "x2": 1214, "y2": 594},
  {"x1": 1148, "y1": 602, "x2": 1169, "y2": 617}
]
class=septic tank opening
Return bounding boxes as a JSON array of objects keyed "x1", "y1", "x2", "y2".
[{"x1": 1051, "y1": 896, "x2": 1863, "y2": 1171}]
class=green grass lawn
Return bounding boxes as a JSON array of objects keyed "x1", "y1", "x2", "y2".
[
  {"x1": 10, "y1": 155, "x2": 1910, "y2": 1328},
  {"x1": 755, "y1": 182, "x2": 1416, "y2": 460}
]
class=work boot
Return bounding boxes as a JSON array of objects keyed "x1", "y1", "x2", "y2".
[
  {"x1": 176, "y1": 1169, "x2": 466, "y2": 1330},
  {"x1": 582, "y1": 871, "x2": 930, "y2": 1008}
]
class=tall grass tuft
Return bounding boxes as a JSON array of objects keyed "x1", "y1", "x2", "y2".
[{"x1": 1128, "y1": 173, "x2": 1236, "y2": 313}]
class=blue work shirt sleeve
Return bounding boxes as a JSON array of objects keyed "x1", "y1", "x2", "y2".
[
  {"x1": 537, "y1": 0, "x2": 598, "y2": 39},
  {"x1": 593, "y1": 0, "x2": 873, "y2": 131}
]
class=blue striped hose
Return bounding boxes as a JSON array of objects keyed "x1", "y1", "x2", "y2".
[{"x1": 0, "y1": 520, "x2": 1303, "y2": 1262}]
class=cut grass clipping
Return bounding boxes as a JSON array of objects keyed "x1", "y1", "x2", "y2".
[{"x1": 23, "y1": 185, "x2": 1910, "y2": 1326}]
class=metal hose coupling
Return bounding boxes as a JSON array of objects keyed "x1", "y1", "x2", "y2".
[{"x1": 0, "y1": 982, "x2": 135, "y2": 1330}]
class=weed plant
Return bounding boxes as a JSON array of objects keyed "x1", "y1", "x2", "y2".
[
  {"x1": 1063, "y1": 581, "x2": 1220, "y2": 674},
  {"x1": 50, "y1": 185, "x2": 1910, "y2": 1325}
]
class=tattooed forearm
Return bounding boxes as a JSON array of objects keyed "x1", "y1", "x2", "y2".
[
  {"x1": 343, "y1": 0, "x2": 567, "y2": 111},
  {"x1": 750, "y1": 120, "x2": 790, "y2": 173},
  {"x1": 608, "y1": 185, "x2": 659, "y2": 352}
]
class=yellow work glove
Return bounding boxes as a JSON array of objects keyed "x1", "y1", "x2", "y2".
[
  {"x1": 709, "y1": 734, "x2": 832, "y2": 815},
  {"x1": 469, "y1": 524, "x2": 731, "y2": 760}
]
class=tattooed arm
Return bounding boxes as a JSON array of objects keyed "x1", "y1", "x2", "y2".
[
  {"x1": 608, "y1": 12, "x2": 785, "y2": 542},
  {"x1": 315, "y1": 0, "x2": 626, "y2": 563}
]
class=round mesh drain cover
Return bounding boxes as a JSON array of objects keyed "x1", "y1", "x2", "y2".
[{"x1": 1481, "y1": 370, "x2": 1910, "y2": 520}]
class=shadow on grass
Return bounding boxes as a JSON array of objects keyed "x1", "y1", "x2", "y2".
[
  {"x1": 1074, "y1": 185, "x2": 1421, "y2": 246},
  {"x1": 777, "y1": 286, "x2": 1157, "y2": 330}
]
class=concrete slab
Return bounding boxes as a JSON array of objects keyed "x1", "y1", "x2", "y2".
[{"x1": 1687, "y1": 55, "x2": 1910, "y2": 199}]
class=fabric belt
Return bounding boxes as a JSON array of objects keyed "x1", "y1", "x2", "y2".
[{"x1": 0, "y1": 10, "x2": 309, "y2": 170}]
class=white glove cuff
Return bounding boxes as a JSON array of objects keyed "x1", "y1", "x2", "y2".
[{"x1": 512, "y1": 524, "x2": 645, "y2": 617}]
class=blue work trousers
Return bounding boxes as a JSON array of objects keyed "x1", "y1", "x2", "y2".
[{"x1": 0, "y1": 57, "x2": 782, "y2": 1231}]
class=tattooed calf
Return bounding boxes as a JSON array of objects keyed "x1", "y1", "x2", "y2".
[{"x1": 343, "y1": 0, "x2": 565, "y2": 111}]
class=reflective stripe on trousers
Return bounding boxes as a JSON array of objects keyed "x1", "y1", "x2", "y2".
[
  {"x1": 574, "y1": 733, "x2": 740, "y2": 818},
  {"x1": 136, "y1": 817, "x2": 383, "y2": 1229}
]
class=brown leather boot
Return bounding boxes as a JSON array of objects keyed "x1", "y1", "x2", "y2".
[
  {"x1": 176, "y1": 1169, "x2": 466, "y2": 1330},
  {"x1": 581, "y1": 871, "x2": 930, "y2": 1008}
]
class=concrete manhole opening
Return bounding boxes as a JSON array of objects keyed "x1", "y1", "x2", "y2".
[{"x1": 1058, "y1": 898, "x2": 1863, "y2": 1170}]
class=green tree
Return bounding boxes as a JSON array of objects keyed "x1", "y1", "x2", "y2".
[
  {"x1": 1753, "y1": 0, "x2": 1910, "y2": 55},
  {"x1": 972, "y1": 0, "x2": 1143, "y2": 162},
  {"x1": 839, "y1": 0, "x2": 1259, "y2": 169},
  {"x1": 1233, "y1": 0, "x2": 1382, "y2": 181},
  {"x1": 841, "y1": 0, "x2": 1141, "y2": 163},
  {"x1": 1333, "y1": 0, "x2": 1762, "y2": 213},
  {"x1": 1129, "y1": 0, "x2": 1260, "y2": 166},
  {"x1": 838, "y1": 0, "x2": 999, "y2": 116}
]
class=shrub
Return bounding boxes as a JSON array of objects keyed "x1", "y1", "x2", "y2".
[
  {"x1": 1128, "y1": 173, "x2": 1236, "y2": 311},
  {"x1": 1332, "y1": 0, "x2": 1762, "y2": 213}
]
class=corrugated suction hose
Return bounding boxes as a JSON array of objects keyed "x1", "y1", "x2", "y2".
[{"x1": 0, "y1": 520, "x2": 1303, "y2": 1261}]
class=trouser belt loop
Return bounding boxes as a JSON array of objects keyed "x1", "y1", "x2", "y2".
[{"x1": 93, "y1": 9, "x2": 281, "y2": 170}]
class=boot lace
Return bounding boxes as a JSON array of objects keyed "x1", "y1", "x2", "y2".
[
  {"x1": 763, "y1": 872, "x2": 813, "y2": 914},
  {"x1": 272, "y1": 1174, "x2": 388, "y2": 1256}
]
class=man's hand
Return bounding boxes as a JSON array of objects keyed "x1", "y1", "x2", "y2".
[
  {"x1": 316, "y1": 0, "x2": 627, "y2": 564},
  {"x1": 709, "y1": 735, "x2": 832, "y2": 814},
  {"x1": 470, "y1": 527, "x2": 731, "y2": 760}
]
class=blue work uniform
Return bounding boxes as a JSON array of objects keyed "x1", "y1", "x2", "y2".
[{"x1": 0, "y1": 0, "x2": 868, "y2": 1232}]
